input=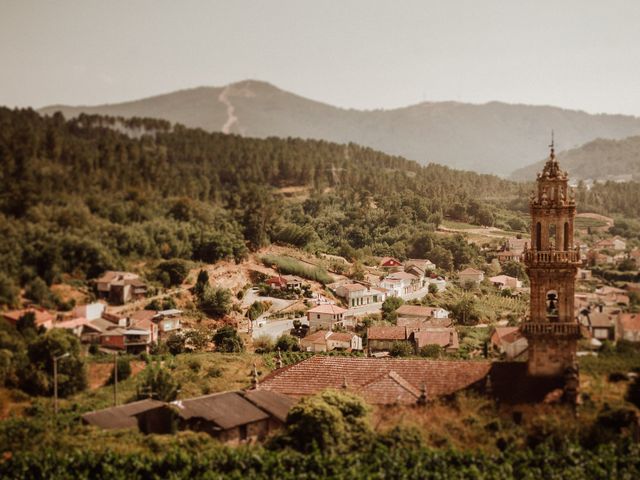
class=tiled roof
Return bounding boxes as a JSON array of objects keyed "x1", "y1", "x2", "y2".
[
  {"x1": 171, "y1": 392, "x2": 269, "y2": 429},
  {"x1": 367, "y1": 326, "x2": 407, "y2": 341},
  {"x1": 260, "y1": 356, "x2": 491, "y2": 404},
  {"x1": 307, "y1": 304, "x2": 347, "y2": 315},
  {"x1": 620, "y1": 313, "x2": 640, "y2": 332},
  {"x1": 413, "y1": 328, "x2": 459, "y2": 349},
  {"x1": 242, "y1": 390, "x2": 296, "y2": 423},
  {"x1": 82, "y1": 399, "x2": 164, "y2": 429},
  {"x1": 396, "y1": 305, "x2": 438, "y2": 317},
  {"x1": 385, "y1": 272, "x2": 417, "y2": 281},
  {"x1": 491, "y1": 327, "x2": 523, "y2": 345},
  {"x1": 2, "y1": 308, "x2": 54, "y2": 327},
  {"x1": 301, "y1": 330, "x2": 330, "y2": 344},
  {"x1": 328, "y1": 332, "x2": 356, "y2": 343},
  {"x1": 338, "y1": 283, "x2": 368, "y2": 292}
]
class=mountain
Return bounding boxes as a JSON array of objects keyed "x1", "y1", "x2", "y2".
[
  {"x1": 39, "y1": 80, "x2": 640, "y2": 176},
  {"x1": 511, "y1": 136, "x2": 640, "y2": 182}
]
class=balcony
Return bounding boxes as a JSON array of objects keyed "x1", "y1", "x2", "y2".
[
  {"x1": 521, "y1": 322, "x2": 583, "y2": 338},
  {"x1": 523, "y1": 249, "x2": 581, "y2": 265}
]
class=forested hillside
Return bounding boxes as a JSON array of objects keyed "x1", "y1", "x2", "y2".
[
  {"x1": 0, "y1": 108, "x2": 523, "y2": 298},
  {"x1": 1, "y1": 108, "x2": 639, "y2": 302},
  {"x1": 39, "y1": 80, "x2": 640, "y2": 176}
]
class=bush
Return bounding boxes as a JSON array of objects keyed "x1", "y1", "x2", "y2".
[
  {"x1": 0, "y1": 273, "x2": 19, "y2": 308},
  {"x1": 389, "y1": 341, "x2": 414, "y2": 357},
  {"x1": 155, "y1": 259, "x2": 190, "y2": 287},
  {"x1": 106, "y1": 357, "x2": 132, "y2": 385},
  {"x1": 213, "y1": 326, "x2": 244, "y2": 353},
  {"x1": 275, "y1": 334, "x2": 299, "y2": 352},
  {"x1": 253, "y1": 334, "x2": 275, "y2": 353},
  {"x1": 137, "y1": 362, "x2": 180, "y2": 401},
  {"x1": 381, "y1": 297, "x2": 404, "y2": 323},
  {"x1": 207, "y1": 366, "x2": 223, "y2": 378},
  {"x1": 199, "y1": 286, "x2": 232, "y2": 317},
  {"x1": 420, "y1": 344, "x2": 442, "y2": 359},
  {"x1": 187, "y1": 359, "x2": 201, "y2": 372}
]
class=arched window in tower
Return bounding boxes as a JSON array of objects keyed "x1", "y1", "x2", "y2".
[
  {"x1": 535, "y1": 222, "x2": 542, "y2": 250},
  {"x1": 546, "y1": 290, "x2": 559, "y2": 321},
  {"x1": 549, "y1": 224, "x2": 556, "y2": 250},
  {"x1": 564, "y1": 222, "x2": 570, "y2": 251}
]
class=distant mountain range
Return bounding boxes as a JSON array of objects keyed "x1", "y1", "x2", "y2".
[
  {"x1": 39, "y1": 80, "x2": 640, "y2": 176},
  {"x1": 511, "y1": 136, "x2": 640, "y2": 182}
]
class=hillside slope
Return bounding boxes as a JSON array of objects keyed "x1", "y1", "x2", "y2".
[
  {"x1": 39, "y1": 80, "x2": 640, "y2": 176},
  {"x1": 511, "y1": 136, "x2": 640, "y2": 182}
]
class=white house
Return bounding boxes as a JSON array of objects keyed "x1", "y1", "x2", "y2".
[
  {"x1": 153, "y1": 309, "x2": 183, "y2": 338},
  {"x1": 73, "y1": 302, "x2": 106, "y2": 321},
  {"x1": 307, "y1": 304, "x2": 348, "y2": 331},
  {"x1": 381, "y1": 272, "x2": 419, "y2": 297},
  {"x1": 458, "y1": 268, "x2": 484, "y2": 285},
  {"x1": 489, "y1": 275, "x2": 522, "y2": 290},
  {"x1": 335, "y1": 283, "x2": 387, "y2": 307}
]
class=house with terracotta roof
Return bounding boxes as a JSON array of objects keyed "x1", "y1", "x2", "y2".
[
  {"x1": 593, "y1": 236, "x2": 626, "y2": 251},
  {"x1": 367, "y1": 326, "x2": 410, "y2": 353},
  {"x1": 458, "y1": 268, "x2": 484, "y2": 285},
  {"x1": 306, "y1": 304, "x2": 347, "y2": 331},
  {"x1": 2, "y1": 308, "x2": 54, "y2": 330},
  {"x1": 259, "y1": 355, "x2": 492, "y2": 405},
  {"x1": 618, "y1": 313, "x2": 640, "y2": 342},
  {"x1": 335, "y1": 283, "x2": 387, "y2": 307},
  {"x1": 396, "y1": 304, "x2": 449, "y2": 320},
  {"x1": 413, "y1": 328, "x2": 459, "y2": 353},
  {"x1": 380, "y1": 272, "x2": 420, "y2": 297},
  {"x1": 152, "y1": 309, "x2": 182, "y2": 338},
  {"x1": 95, "y1": 271, "x2": 147, "y2": 305},
  {"x1": 489, "y1": 275, "x2": 522, "y2": 290},
  {"x1": 581, "y1": 310, "x2": 617, "y2": 341},
  {"x1": 300, "y1": 330, "x2": 362, "y2": 352},
  {"x1": 490, "y1": 327, "x2": 528, "y2": 360},
  {"x1": 266, "y1": 275, "x2": 306, "y2": 291}
]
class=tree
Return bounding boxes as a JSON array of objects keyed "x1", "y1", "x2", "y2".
[
  {"x1": 156, "y1": 259, "x2": 190, "y2": 287},
  {"x1": 420, "y1": 344, "x2": 442, "y2": 358},
  {"x1": 199, "y1": 286, "x2": 232, "y2": 317},
  {"x1": 19, "y1": 328, "x2": 87, "y2": 397},
  {"x1": 449, "y1": 294, "x2": 481, "y2": 326},
  {"x1": 137, "y1": 362, "x2": 180, "y2": 401},
  {"x1": 275, "y1": 334, "x2": 298, "y2": 352},
  {"x1": 0, "y1": 273, "x2": 19, "y2": 308},
  {"x1": 428, "y1": 283, "x2": 439, "y2": 295},
  {"x1": 213, "y1": 325, "x2": 244, "y2": 353},
  {"x1": 193, "y1": 269, "x2": 209, "y2": 297},
  {"x1": 389, "y1": 341, "x2": 414, "y2": 357},
  {"x1": 501, "y1": 260, "x2": 527, "y2": 281},
  {"x1": 427, "y1": 245, "x2": 454, "y2": 272},
  {"x1": 282, "y1": 390, "x2": 371, "y2": 453},
  {"x1": 381, "y1": 296, "x2": 404, "y2": 324},
  {"x1": 24, "y1": 277, "x2": 52, "y2": 307},
  {"x1": 106, "y1": 357, "x2": 131, "y2": 385}
]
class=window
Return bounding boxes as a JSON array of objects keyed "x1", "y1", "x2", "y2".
[
  {"x1": 239, "y1": 424, "x2": 247, "y2": 441},
  {"x1": 549, "y1": 224, "x2": 556, "y2": 249},
  {"x1": 546, "y1": 290, "x2": 559, "y2": 321},
  {"x1": 564, "y1": 222, "x2": 569, "y2": 251},
  {"x1": 536, "y1": 222, "x2": 542, "y2": 250}
]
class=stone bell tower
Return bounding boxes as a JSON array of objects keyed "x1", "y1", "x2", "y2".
[{"x1": 522, "y1": 138, "x2": 582, "y2": 377}]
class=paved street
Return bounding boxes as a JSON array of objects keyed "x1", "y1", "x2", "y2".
[{"x1": 251, "y1": 316, "x2": 307, "y2": 339}]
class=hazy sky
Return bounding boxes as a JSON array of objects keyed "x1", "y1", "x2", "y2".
[{"x1": 2, "y1": 0, "x2": 640, "y2": 115}]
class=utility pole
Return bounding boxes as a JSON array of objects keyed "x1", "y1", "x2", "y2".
[
  {"x1": 113, "y1": 351, "x2": 118, "y2": 406},
  {"x1": 53, "y1": 352, "x2": 70, "y2": 416}
]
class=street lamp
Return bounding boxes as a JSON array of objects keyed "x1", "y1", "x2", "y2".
[{"x1": 53, "y1": 352, "x2": 70, "y2": 416}]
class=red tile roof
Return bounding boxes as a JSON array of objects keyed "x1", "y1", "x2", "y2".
[
  {"x1": 367, "y1": 326, "x2": 407, "y2": 341},
  {"x1": 413, "y1": 328, "x2": 459, "y2": 349},
  {"x1": 620, "y1": 313, "x2": 640, "y2": 332},
  {"x1": 2, "y1": 308, "x2": 54, "y2": 327},
  {"x1": 260, "y1": 356, "x2": 491, "y2": 404},
  {"x1": 396, "y1": 305, "x2": 439, "y2": 317},
  {"x1": 307, "y1": 304, "x2": 347, "y2": 315}
]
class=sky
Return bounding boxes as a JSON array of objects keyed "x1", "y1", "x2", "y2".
[{"x1": 2, "y1": 0, "x2": 640, "y2": 115}]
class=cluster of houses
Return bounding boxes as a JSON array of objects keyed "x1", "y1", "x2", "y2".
[
  {"x1": 95, "y1": 271, "x2": 148, "y2": 305},
  {"x1": 2, "y1": 302, "x2": 182, "y2": 354},
  {"x1": 586, "y1": 235, "x2": 640, "y2": 269}
]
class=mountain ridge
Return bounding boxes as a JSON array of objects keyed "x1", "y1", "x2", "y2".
[{"x1": 38, "y1": 79, "x2": 640, "y2": 176}]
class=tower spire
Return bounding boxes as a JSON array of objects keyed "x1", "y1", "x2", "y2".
[{"x1": 549, "y1": 130, "x2": 555, "y2": 158}]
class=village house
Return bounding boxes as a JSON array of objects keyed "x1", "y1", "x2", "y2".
[
  {"x1": 412, "y1": 328, "x2": 459, "y2": 353},
  {"x1": 496, "y1": 250, "x2": 522, "y2": 263},
  {"x1": 579, "y1": 309, "x2": 617, "y2": 341},
  {"x1": 458, "y1": 267, "x2": 485, "y2": 285},
  {"x1": 379, "y1": 257, "x2": 403, "y2": 271},
  {"x1": 428, "y1": 276, "x2": 448, "y2": 292},
  {"x1": 2, "y1": 308, "x2": 55, "y2": 330},
  {"x1": 73, "y1": 302, "x2": 106, "y2": 321},
  {"x1": 618, "y1": 314, "x2": 640, "y2": 342},
  {"x1": 587, "y1": 250, "x2": 614, "y2": 267},
  {"x1": 490, "y1": 327, "x2": 528, "y2": 360},
  {"x1": 152, "y1": 309, "x2": 182, "y2": 339},
  {"x1": 395, "y1": 304, "x2": 450, "y2": 320},
  {"x1": 266, "y1": 275, "x2": 306, "y2": 291},
  {"x1": 593, "y1": 236, "x2": 626, "y2": 251},
  {"x1": 82, "y1": 390, "x2": 295, "y2": 444},
  {"x1": 497, "y1": 237, "x2": 527, "y2": 263},
  {"x1": 489, "y1": 275, "x2": 522, "y2": 290},
  {"x1": 306, "y1": 304, "x2": 347, "y2": 331},
  {"x1": 576, "y1": 268, "x2": 592, "y2": 281},
  {"x1": 335, "y1": 283, "x2": 387, "y2": 307},
  {"x1": 95, "y1": 271, "x2": 147, "y2": 305},
  {"x1": 367, "y1": 326, "x2": 410, "y2": 353},
  {"x1": 300, "y1": 330, "x2": 363, "y2": 352},
  {"x1": 381, "y1": 272, "x2": 420, "y2": 297}
]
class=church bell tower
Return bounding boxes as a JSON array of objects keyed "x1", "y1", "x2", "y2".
[{"x1": 522, "y1": 139, "x2": 582, "y2": 377}]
